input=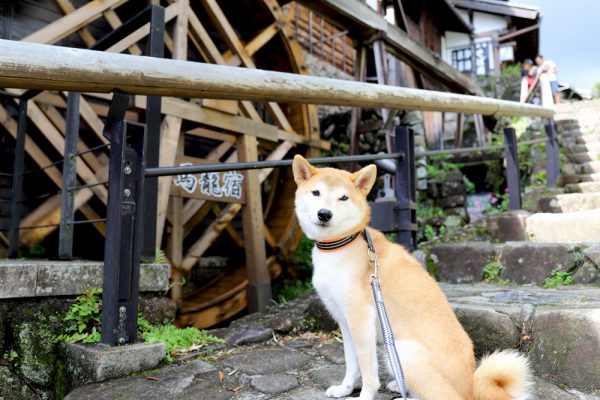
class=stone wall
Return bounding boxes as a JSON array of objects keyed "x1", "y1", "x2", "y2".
[{"x1": 0, "y1": 261, "x2": 173, "y2": 399}]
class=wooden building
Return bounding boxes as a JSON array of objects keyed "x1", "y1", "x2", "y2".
[{"x1": 0, "y1": 0, "x2": 484, "y2": 328}]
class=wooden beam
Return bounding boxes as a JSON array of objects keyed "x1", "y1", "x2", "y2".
[
  {"x1": 156, "y1": 0, "x2": 189, "y2": 246},
  {"x1": 453, "y1": 0, "x2": 540, "y2": 20},
  {"x1": 0, "y1": 40, "x2": 554, "y2": 118},
  {"x1": 237, "y1": 134, "x2": 271, "y2": 312},
  {"x1": 499, "y1": 24, "x2": 540, "y2": 42},
  {"x1": 167, "y1": 196, "x2": 184, "y2": 305},
  {"x1": 23, "y1": 0, "x2": 127, "y2": 44},
  {"x1": 202, "y1": 0, "x2": 294, "y2": 133}
]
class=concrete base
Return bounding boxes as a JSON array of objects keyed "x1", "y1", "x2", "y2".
[
  {"x1": 0, "y1": 261, "x2": 169, "y2": 299},
  {"x1": 526, "y1": 210, "x2": 600, "y2": 243},
  {"x1": 538, "y1": 193, "x2": 600, "y2": 213},
  {"x1": 63, "y1": 342, "x2": 166, "y2": 389}
]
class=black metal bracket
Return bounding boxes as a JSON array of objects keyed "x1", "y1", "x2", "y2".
[
  {"x1": 58, "y1": 92, "x2": 80, "y2": 259},
  {"x1": 544, "y1": 120, "x2": 561, "y2": 188},
  {"x1": 101, "y1": 93, "x2": 147, "y2": 346},
  {"x1": 503, "y1": 127, "x2": 522, "y2": 210}
]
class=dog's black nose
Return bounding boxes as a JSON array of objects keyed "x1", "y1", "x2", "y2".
[{"x1": 317, "y1": 209, "x2": 333, "y2": 222}]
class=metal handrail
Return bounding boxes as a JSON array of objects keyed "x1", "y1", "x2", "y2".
[{"x1": 0, "y1": 39, "x2": 554, "y2": 118}]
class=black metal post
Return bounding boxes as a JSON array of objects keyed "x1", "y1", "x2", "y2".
[
  {"x1": 58, "y1": 92, "x2": 80, "y2": 259},
  {"x1": 544, "y1": 119, "x2": 560, "y2": 188},
  {"x1": 141, "y1": 4, "x2": 165, "y2": 262},
  {"x1": 503, "y1": 127, "x2": 522, "y2": 210},
  {"x1": 394, "y1": 125, "x2": 417, "y2": 251},
  {"x1": 101, "y1": 93, "x2": 146, "y2": 346},
  {"x1": 8, "y1": 98, "x2": 28, "y2": 258}
]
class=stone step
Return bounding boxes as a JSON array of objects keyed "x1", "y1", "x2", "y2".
[
  {"x1": 538, "y1": 192, "x2": 600, "y2": 213},
  {"x1": 565, "y1": 181, "x2": 600, "y2": 193},
  {"x1": 427, "y1": 241, "x2": 599, "y2": 285},
  {"x1": 444, "y1": 283, "x2": 600, "y2": 395},
  {"x1": 580, "y1": 173, "x2": 600, "y2": 182},
  {"x1": 526, "y1": 210, "x2": 600, "y2": 243},
  {"x1": 560, "y1": 133, "x2": 600, "y2": 144},
  {"x1": 565, "y1": 142, "x2": 600, "y2": 153},
  {"x1": 567, "y1": 151, "x2": 600, "y2": 163},
  {"x1": 564, "y1": 161, "x2": 600, "y2": 175}
]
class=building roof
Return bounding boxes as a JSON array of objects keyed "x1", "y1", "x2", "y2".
[
  {"x1": 452, "y1": 0, "x2": 540, "y2": 20},
  {"x1": 397, "y1": 0, "x2": 473, "y2": 34}
]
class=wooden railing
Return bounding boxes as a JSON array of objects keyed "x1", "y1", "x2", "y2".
[{"x1": 0, "y1": 38, "x2": 556, "y2": 345}]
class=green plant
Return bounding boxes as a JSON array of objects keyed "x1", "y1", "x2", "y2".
[
  {"x1": 543, "y1": 269, "x2": 574, "y2": 288},
  {"x1": 274, "y1": 279, "x2": 313, "y2": 304},
  {"x1": 54, "y1": 289, "x2": 102, "y2": 343},
  {"x1": 417, "y1": 204, "x2": 445, "y2": 219},
  {"x1": 143, "y1": 325, "x2": 224, "y2": 363},
  {"x1": 421, "y1": 224, "x2": 436, "y2": 242},
  {"x1": 483, "y1": 193, "x2": 510, "y2": 216},
  {"x1": 463, "y1": 175, "x2": 476, "y2": 194},
  {"x1": 483, "y1": 257, "x2": 509, "y2": 284},
  {"x1": 155, "y1": 248, "x2": 167, "y2": 264}
]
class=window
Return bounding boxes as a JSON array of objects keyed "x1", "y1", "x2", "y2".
[
  {"x1": 451, "y1": 41, "x2": 492, "y2": 75},
  {"x1": 451, "y1": 47, "x2": 473, "y2": 73}
]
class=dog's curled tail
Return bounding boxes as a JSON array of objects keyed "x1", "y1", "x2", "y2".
[{"x1": 473, "y1": 349, "x2": 534, "y2": 400}]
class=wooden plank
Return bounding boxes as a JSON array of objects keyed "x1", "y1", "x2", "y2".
[
  {"x1": 186, "y1": 127, "x2": 236, "y2": 143},
  {"x1": 454, "y1": 113, "x2": 464, "y2": 148},
  {"x1": 105, "y1": 3, "x2": 178, "y2": 54},
  {"x1": 0, "y1": 40, "x2": 555, "y2": 118},
  {"x1": 55, "y1": 0, "x2": 96, "y2": 47},
  {"x1": 23, "y1": 0, "x2": 126, "y2": 44}
]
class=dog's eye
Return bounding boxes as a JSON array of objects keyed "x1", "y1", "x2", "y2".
[
  {"x1": 312, "y1": 190, "x2": 320, "y2": 196},
  {"x1": 340, "y1": 195, "x2": 349, "y2": 201}
]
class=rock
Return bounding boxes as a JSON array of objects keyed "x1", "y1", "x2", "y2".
[
  {"x1": 453, "y1": 305, "x2": 520, "y2": 357},
  {"x1": 572, "y1": 263, "x2": 600, "y2": 284},
  {"x1": 439, "y1": 195, "x2": 466, "y2": 208},
  {"x1": 308, "y1": 365, "x2": 345, "y2": 389},
  {"x1": 250, "y1": 374, "x2": 299, "y2": 394},
  {"x1": 411, "y1": 250, "x2": 428, "y2": 269},
  {"x1": 0, "y1": 261, "x2": 37, "y2": 298},
  {"x1": 584, "y1": 244, "x2": 600, "y2": 267},
  {"x1": 500, "y1": 242, "x2": 574, "y2": 284},
  {"x1": 485, "y1": 210, "x2": 531, "y2": 242},
  {"x1": 306, "y1": 297, "x2": 338, "y2": 332},
  {"x1": 565, "y1": 182, "x2": 600, "y2": 193},
  {"x1": 64, "y1": 360, "x2": 231, "y2": 400},
  {"x1": 139, "y1": 296, "x2": 177, "y2": 325},
  {"x1": 531, "y1": 309, "x2": 600, "y2": 391},
  {"x1": 317, "y1": 342, "x2": 344, "y2": 364},
  {"x1": 226, "y1": 328, "x2": 274, "y2": 345},
  {"x1": 62, "y1": 342, "x2": 166, "y2": 388},
  {"x1": 539, "y1": 193, "x2": 600, "y2": 213},
  {"x1": 533, "y1": 377, "x2": 579, "y2": 399},
  {"x1": 526, "y1": 210, "x2": 600, "y2": 243},
  {"x1": 0, "y1": 366, "x2": 38, "y2": 400},
  {"x1": 15, "y1": 320, "x2": 58, "y2": 387},
  {"x1": 429, "y1": 242, "x2": 496, "y2": 283},
  {"x1": 220, "y1": 349, "x2": 312, "y2": 375},
  {"x1": 441, "y1": 179, "x2": 465, "y2": 197},
  {"x1": 444, "y1": 215, "x2": 464, "y2": 228}
]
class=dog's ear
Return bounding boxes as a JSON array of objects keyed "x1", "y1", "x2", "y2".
[
  {"x1": 351, "y1": 164, "x2": 377, "y2": 196},
  {"x1": 292, "y1": 155, "x2": 317, "y2": 186}
]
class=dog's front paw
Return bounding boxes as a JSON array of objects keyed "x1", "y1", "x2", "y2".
[{"x1": 326, "y1": 384, "x2": 353, "y2": 398}]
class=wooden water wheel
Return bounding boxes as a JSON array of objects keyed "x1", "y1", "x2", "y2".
[{"x1": 0, "y1": 0, "x2": 324, "y2": 327}]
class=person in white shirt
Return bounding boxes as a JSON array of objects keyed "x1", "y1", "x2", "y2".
[{"x1": 535, "y1": 54, "x2": 560, "y2": 103}]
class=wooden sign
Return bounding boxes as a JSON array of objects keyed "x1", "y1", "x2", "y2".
[{"x1": 171, "y1": 156, "x2": 246, "y2": 203}]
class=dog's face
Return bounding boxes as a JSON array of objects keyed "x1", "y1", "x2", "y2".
[{"x1": 292, "y1": 155, "x2": 376, "y2": 241}]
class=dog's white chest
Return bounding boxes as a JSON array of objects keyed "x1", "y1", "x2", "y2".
[{"x1": 311, "y1": 245, "x2": 364, "y2": 323}]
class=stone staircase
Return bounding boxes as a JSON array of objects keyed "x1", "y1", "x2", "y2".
[{"x1": 423, "y1": 100, "x2": 600, "y2": 397}]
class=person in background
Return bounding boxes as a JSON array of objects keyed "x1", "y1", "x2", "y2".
[
  {"x1": 535, "y1": 54, "x2": 560, "y2": 104},
  {"x1": 521, "y1": 58, "x2": 536, "y2": 88}
]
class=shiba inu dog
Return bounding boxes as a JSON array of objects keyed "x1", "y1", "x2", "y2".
[{"x1": 292, "y1": 155, "x2": 533, "y2": 400}]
